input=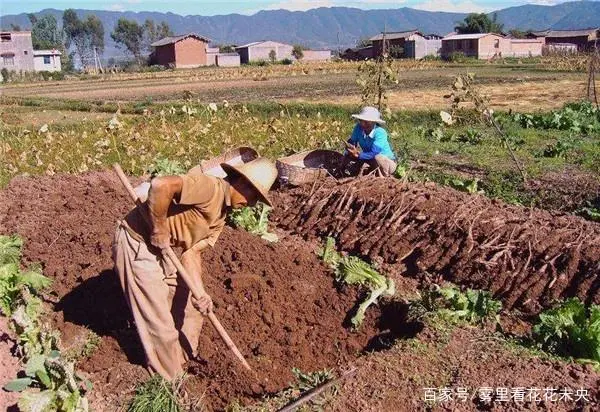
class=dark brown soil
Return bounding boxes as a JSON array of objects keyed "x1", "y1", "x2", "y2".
[
  {"x1": 330, "y1": 324, "x2": 600, "y2": 411},
  {"x1": 0, "y1": 171, "x2": 385, "y2": 410},
  {"x1": 0, "y1": 317, "x2": 20, "y2": 411},
  {"x1": 2, "y1": 171, "x2": 600, "y2": 411},
  {"x1": 272, "y1": 176, "x2": 600, "y2": 314},
  {"x1": 525, "y1": 169, "x2": 600, "y2": 213}
]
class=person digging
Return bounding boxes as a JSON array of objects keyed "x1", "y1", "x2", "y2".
[
  {"x1": 112, "y1": 158, "x2": 278, "y2": 381},
  {"x1": 342, "y1": 106, "x2": 398, "y2": 177}
]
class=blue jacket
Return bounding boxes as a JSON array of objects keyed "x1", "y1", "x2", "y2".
[{"x1": 347, "y1": 124, "x2": 396, "y2": 161}]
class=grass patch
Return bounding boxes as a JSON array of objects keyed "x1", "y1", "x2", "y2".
[
  {"x1": 227, "y1": 368, "x2": 337, "y2": 412},
  {"x1": 128, "y1": 374, "x2": 184, "y2": 412}
]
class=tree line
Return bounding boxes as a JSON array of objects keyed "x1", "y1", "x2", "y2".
[{"x1": 8, "y1": 10, "x2": 174, "y2": 70}]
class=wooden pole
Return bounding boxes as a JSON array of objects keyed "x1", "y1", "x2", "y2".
[
  {"x1": 278, "y1": 368, "x2": 357, "y2": 412},
  {"x1": 112, "y1": 164, "x2": 252, "y2": 371}
]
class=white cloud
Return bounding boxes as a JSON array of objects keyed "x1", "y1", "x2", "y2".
[
  {"x1": 414, "y1": 0, "x2": 491, "y2": 13},
  {"x1": 127, "y1": 0, "x2": 143, "y2": 3},
  {"x1": 264, "y1": 0, "x2": 335, "y2": 12},
  {"x1": 109, "y1": 3, "x2": 125, "y2": 11}
]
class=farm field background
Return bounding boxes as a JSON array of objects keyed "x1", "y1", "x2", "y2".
[{"x1": 1, "y1": 60, "x2": 600, "y2": 411}]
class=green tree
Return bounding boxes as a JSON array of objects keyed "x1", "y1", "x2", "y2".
[
  {"x1": 455, "y1": 13, "x2": 504, "y2": 34},
  {"x1": 85, "y1": 15, "x2": 105, "y2": 55},
  {"x1": 218, "y1": 44, "x2": 236, "y2": 53},
  {"x1": 508, "y1": 29, "x2": 530, "y2": 39},
  {"x1": 10, "y1": 24, "x2": 21, "y2": 32},
  {"x1": 292, "y1": 44, "x2": 304, "y2": 60},
  {"x1": 356, "y1": 38, "x2": 372, "y2": 48},
  {"x1": 111, "y1": 18, "x2": 144, "y2": 62},
  {"x1": 268, "y1": 49, "x2": 276, "y2": 63},
  {"x1": 62, "y1": 9, "x2": 80, "y2": 50},
  {"x1": 62, "y1": 9, "x2": 105, "y2": 67},
  {"x1": 142, "y1": 19, "x2": 173, "y2": 52},
  {"x1": 29, "y1": 14, "x2": 62, "y2": 49}
]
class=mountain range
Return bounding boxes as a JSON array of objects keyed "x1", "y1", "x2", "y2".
[{"x1": 1, "y1": 1, "x2": 599, "y2": 60}]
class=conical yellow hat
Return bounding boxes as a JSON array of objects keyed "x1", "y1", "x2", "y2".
[{"x1": 221, "y1": 157, "x2": 278, "y2": 206}]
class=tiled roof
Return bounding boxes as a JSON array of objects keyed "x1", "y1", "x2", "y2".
[
  {"x1": 443, "y1": 33, "x2": 502, "y2": 40},
  {"x1": 532, "y1": 28, "x2": 598, "y2": 38},
  {"x1": 151, "y1": 33, "x2": 210, "y2": 47},
  {"x1": 369, "y1": 30, "x2": 421, "y2": 41}
]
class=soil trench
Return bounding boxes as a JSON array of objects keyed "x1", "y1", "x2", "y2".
[
  {"x1": 0, "y1": 171, "x2": 389, "y2": 410},
  {"x1": 272, "y1": 177, "x2": 600, "y2": 314}
]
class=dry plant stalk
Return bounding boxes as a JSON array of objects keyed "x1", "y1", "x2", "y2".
[
  {"x1": 445, "y1": 73, "x2": 527, "y2": 182},
  {"x1": 586, "y1": 50, "x2": 599, "y2": 108},
  {"x1": 356, "y1": 31, "x2": 398, "y2": 111}
]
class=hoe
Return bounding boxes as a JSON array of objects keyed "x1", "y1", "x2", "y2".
[{"x1": 113, "y1": 163, "x2": 252, "y2": 371}]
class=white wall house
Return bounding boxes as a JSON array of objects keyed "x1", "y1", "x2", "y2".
[
  {"x1": 33, "y1": 50, "x2": 62, "y2": 72},
  {"x1": 235, "y1": 41, "x2": 293, "y2": 64}
]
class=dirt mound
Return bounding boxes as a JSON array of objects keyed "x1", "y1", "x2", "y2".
[
  {"x1": 525, "y1": 169, "x2": 600, "y2": 213},
  {"x1": 0, "y1": 171, "x2": 387, "y2": 410},
  {"x1": 272, "y1": 177, "x2": 600, "y2": 314},
  {"x1": 330, "y1": 324, "x2": 600, "y2": 411}
]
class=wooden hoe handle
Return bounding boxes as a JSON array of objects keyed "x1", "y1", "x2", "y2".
[{"x1": 113, "y1": 164, "x2": 252, "y2": 371}]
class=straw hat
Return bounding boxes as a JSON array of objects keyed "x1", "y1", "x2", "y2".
[
  {"x1": 221, "y1": 157, "x2": 278, "y2": 206},
  {"x1": 351, "y1": 106, "x2": 386, "y2": 125}
]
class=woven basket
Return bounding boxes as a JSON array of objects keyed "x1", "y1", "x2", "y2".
[
  {"x1": 190, "y1": 147, "x2": 259, "y2": 178},
  {"x1": 276, "y1": 150, "x2": 344, "y2": 186}
]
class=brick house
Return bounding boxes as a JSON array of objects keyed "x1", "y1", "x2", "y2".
[
  {"x1": 341, "y1": 46, "x2": 375, "y2": 61},
  {"x1": 369, "y1": 30, "x2": 442, "y2": 59},
  {"x1": 235, "y1": 41, "x2": 293, "y2": 64},
  {"x1": 530, "y1": 28, "x2": 599, "y2": 52},
  {"x1": 0, "y1": 31, "x2": 34, "y2": 72},
  {"x1": 441, "y1": 33, "x2": 543, "y2": 59},
  {"x1": 301, "y1": 49, "x2": 332, "y2": 61},
  {"x1": 151, "y1": 33, "x2": 211, "y2": 68}
]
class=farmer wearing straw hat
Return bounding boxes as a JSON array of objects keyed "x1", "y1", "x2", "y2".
[
  {"x1": 343, "y1": 106, "x2": 397, "y2": 177},
  {"x1": 112, "y1": 158, "x2": 277, "y2": 381}
]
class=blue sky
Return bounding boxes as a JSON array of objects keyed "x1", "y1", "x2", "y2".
[{"x1": 0, "y1": 0, "x2": 572, "y2": 16}]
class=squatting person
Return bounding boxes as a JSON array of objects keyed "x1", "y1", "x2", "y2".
[
  {"x1": 342, "y1": 106, "x2": 397, "y2": 177},
  {"x1": 112, "y1": 158, "x2": 277, "y2": 380}
]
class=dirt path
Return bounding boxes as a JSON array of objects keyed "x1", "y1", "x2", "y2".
[
  {"x1": 293, "y1": 79, "x2": 593, "y2": 110},
  {"x1": 0, "y1": 68, "x2": 587, "y2": 111}
]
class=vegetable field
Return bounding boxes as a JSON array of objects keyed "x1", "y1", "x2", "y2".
[{"x1": 1, "y1": 62, "x2": 600, "y2": 411}]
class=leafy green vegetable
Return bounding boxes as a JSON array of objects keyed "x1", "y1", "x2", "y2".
[
  {"x1": 228, "y1": 203, "x2": 278, "y2": 242},
  {"x1": 512, "y1": 101, "x2": 600, "y2": 134},
  {"x1": 291, "y1": 367, "x2": 334, "y2": 392},
  {"x1": 18, "y1": 390, "x2": 57, "y2": 412},
  {"x1": 444, "y1": 177, "x2": 483, "y2": 195},
  {"x1": 418, "y1": 284, "x2": 502, "y2": 324},
  {"x1": 318, "y1": 237, "x2": 341, "y2": 270},
  {"x1": 317, "y1": 238, "x2": 395, "y2": 328},
  {"x1": 4, "y1": 377, "x2": 34, "y2": 392},
  {"x1": 147, "y1": 156, "x2": 186, "y2": 178},
  {"x1": 0, "y1": 235, "x2": 23, "y2": 265},
  {"x1": 576, "y1": 203, "x2": 600, "y2": 222},
  {"x1": 533, "y1": 298, "x2": 600, "y2": 364},
  {"x1": 0, "y1": 234, "x2": 89, "y2": 412}
]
